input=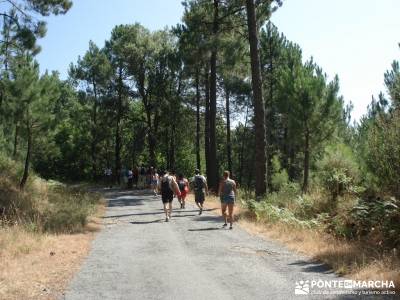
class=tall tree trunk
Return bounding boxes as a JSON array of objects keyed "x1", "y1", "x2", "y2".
[
  {"x1": 131, "y1": 146, "x2": 136, "y2": 170},
  {"x1": 3, "y1": 15, "x2": 10, "y2": 72},
  {"x1": 13, "y1": 122, "x2": 19, "y2": 158},
  {"x1": 91, "y1": 81, "x2": 98, "y2": 180},
  {"x1": 115, "y1": 117, "x2": 121, "y2": 184},
  {"x1": 208, "y1": 0, "x2": 219, "y2": 191},
  {"x1": 106, "y1": 138, "x2": 111, "y2": 169},
  {"x1": 148, "y1": 131, "x2": 157, "y2": 167},
  {"x1": 195, "y1": 68, "x2": 201, "y2": 170},
  {"x1": 144, "y1": 105, "x2": 157, "y2": 167},
  {"x1": 225, "y1": 87, "x2": 232, "y2": 175},
  {"x1": 246, "y1": 0, "x2": 267, "y2": 197},
  {"x1": 282, "y1": 122, "x2": 289, "y2": 170},
  {"x1": 204, "y1": 67, "x2": 211, "y2": 181},
  {"x1": 288, "y1": 147, "x2": 296, "y2": 181},
  {"x1": 20, "y1": 124, "x2": 31, "y2": 189},
  {"x1": 238, "y1": 105, "x2": 249, "y2": 185},
  {"x1": 165, "y1": 128, "x2": 170, "y2": 169},
  {"x1": 115, "y1": 66, "x2": 123, "y2": 184},
  {"x1": 302, "y1": 128, "x2": 310, "y2": 193},
  {"x1": 171, "y1": 125, "x2": 176, "y2": 170},
  {"x1": 266, "y1": 28, "x2": 276, "y2": 189}
]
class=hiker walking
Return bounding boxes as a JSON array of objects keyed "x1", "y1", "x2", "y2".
[
  {"x1": 158, "y1": 170, "x2": 180, "y2": 222},
  {"x1": 127, "y1": 168, "x2": 133, "y2": 189},
  {"x1": 191, "y1": 169, "x2": 208, "y2": 215},
  {"x1": 177, "y1": 173, "x2": 189, "y2": 209},
  {"x1": 218, "y1": 171, "x2": 237, "y2": 229},
  {"x1": 150, "y1": 168, "x2": 159, "y2": 196}
]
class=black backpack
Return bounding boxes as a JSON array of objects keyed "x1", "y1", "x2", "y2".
[
  {"x1": 178, "y1": 180, "x2": 185, "y2": 192},
  {"x1": 161, "y1": 178, "x2": 173, "y2": 197},
  {"x1": 194, "y1": 175, "x2": 204, "y2": 192}
]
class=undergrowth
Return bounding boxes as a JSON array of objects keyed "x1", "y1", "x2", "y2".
[{"x1": 0, "y1": 155, "x2": 101, "y2": 233}]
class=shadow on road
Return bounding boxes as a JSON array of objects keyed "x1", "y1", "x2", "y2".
[
  {"x1": 288, "y1": 260, "x2": 334, "y2": 274},
  {"x1": 105, "y1": 191, "x2": 150, "y2": 207},
  {"x1": 171, "y1": 214, "x2": 198, "y2": 218},
  {"x1": 158, "y1": 208, "x2": 219, "y2": 213},
  {"x1": 103, "y1": 211, "x2": 164, "y2": 218},
  {"x1": 130, "y1": 220, "x2": 163, "y2": 225},
  {"x1": 173, "y1": 209, "x2": 200, "y2": 213},
  {"x1": 193, "y1": 215, "x2": 222, "y2": 223},
  {"x1": 108, "y1": 198, "x2": 144, "y2": 207},
  {"x1": 188, "y1": 227, "x2": 222, "y2": 231}
]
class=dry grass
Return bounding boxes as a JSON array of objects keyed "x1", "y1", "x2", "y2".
[
  {"x1": 0, "y1": 203, "x2": 105, "y2": 300},
  {"x1": 198, "y1": 194, "x2": 400, "y2": 290}
]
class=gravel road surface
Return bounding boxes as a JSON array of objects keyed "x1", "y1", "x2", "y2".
[{"x1": 64, "y1": 189, "x2": 396, "y2": 300}]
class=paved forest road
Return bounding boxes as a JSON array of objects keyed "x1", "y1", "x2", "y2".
[{"x1": 64, "y1": 189, "x2": 392, "y2": 300}]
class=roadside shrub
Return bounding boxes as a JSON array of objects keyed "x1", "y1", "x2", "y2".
[
  {"x1": 0, "y1": 155, "x2": 40, "y2": 222},
  {"x1": 317, "y1": 143, "x2": 361, "y2": 203},
  {"x1": 44, "y1": 203, "x2": 88, "y2": 233},
  {"x1": 247, "y1": 199, "x2": 318, "y2": 229},
  {"x1": 0, "y1": 154, "x2": 24, "y2": 183},
  {"x1": 270, "y1": 154, "x2": 289, "y2": 191},
  {"x1": 351, "y1": 196, "x2": 400, "y2": 247},
  {"x1": 0, "y1": 156, "x2": 100, "y2": 233},
  {"x1": 366, "y1": 110, "x2": 400, "y2": 198},
  {"x1": 325, "y1": 213, "x2": 355, "y2": 239},
  {"x1": 267, "y1": 182, "x2": 299, "y2": 208},
  {"x1": 292, "y1": 194, "x2": 316, "y2": 219},
  {"x1": 43, "y1": 185, "x2": 100, "y2": 233}
]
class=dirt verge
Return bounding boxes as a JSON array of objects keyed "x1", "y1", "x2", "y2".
[{"x1": 0, "y1": 203, "x2": 105, "y2": 300}]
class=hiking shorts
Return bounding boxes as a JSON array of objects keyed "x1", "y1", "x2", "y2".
[
  {"x1": 220, "y1": 195, "x2": 235, "y2": 205},
  {"x1": 162, "y1": 195, "x2": 173, "y2": 204},
  {"x1": 195, "y1": 192, "x2": 205, "y2": 204}
]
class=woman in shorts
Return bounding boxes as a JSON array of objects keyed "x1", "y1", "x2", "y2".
[{"x1": 218, "y1": 170, "x2": 237, "y2": 229}]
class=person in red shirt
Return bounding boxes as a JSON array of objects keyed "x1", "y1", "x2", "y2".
[{"x1": 177, "y1": 173, "x2": 189, "y2": 209}]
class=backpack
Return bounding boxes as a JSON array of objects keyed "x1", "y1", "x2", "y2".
[
  {"x1": 194, "y1": 175, "x2": 204, "y2": 192},
  {"x1": 161, "y1": 177, "x2": 173, "y2": 197},
  {"x1": 178, "y1": 180, "x2": 185, "y2": 192}
]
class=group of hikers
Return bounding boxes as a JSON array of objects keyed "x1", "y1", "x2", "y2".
[
  {"x1": 157, "y1": 168, "x2": 237, "y2": 229},
  {"x1": 104, "y1": 165, "x2": 159, "y2": 190},
  {"x1": 105, "y1": 166, "x2": 237, "y2": 229}
]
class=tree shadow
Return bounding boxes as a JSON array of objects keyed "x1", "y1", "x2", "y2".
[
  {"x1": 193, "y1": 215, "x2": 222, "y2": 223},
  {"x1": 171, "y1": 214, "x2": 198, "y2": 218},
  {"x1": 103, "y1": 211, "x2": 164, "y2": 218},
  {"x1": 188, "y1": 227, "x2": 222, "y2": 231},
  {"x1": 130, "y1": 219, "x2": 163, "y2": 225},
  {"x1": 173, "y1": 209, "x2": 200, "y2": 213},
  {"x1": 204, "y1": 208, "x2": 219, "y2": 212},
  {"x1": 288, "y1": 260, "x2": 334, "y2": 274},
  {"x1": 107, "y1": 195, "x2": 144, "y2": 207},
  {"x1": 163, "y1": 208, "x2": 219, "y2": 213}
]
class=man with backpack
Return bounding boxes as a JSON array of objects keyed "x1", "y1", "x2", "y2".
[
  {"x1": 158, "y1": 170, "x2": 180, "y2": 222},
  {"x1": 191, "y1": 169, "x2": 208, "y2": 215}
]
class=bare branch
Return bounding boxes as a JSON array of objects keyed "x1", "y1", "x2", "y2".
[
  {"x1": 6, "y1": 0, "x2": 30, "y2": 18},
  {"x1": 0, "y1": 12, "x2": 20, "y2": 29}
]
